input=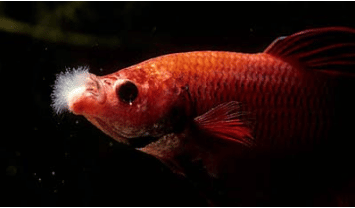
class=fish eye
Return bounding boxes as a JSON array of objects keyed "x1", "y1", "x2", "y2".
[{"x1": 116, "y1": 81, "x2": 138, "y2": 104}]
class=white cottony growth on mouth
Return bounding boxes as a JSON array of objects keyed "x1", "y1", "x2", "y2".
[{"x1": 51, "y1": 66, "x2": 90, "y2": 114}]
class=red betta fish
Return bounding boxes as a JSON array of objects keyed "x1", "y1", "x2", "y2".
[{"x1": 51, "y1": 27, "x2": 355, "y2": 178}]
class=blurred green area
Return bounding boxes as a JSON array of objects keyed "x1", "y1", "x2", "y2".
[
  {"x1": 0, "y1": 2, "x2": 122, "y2": 47},
  {"x1": 2, "y1": 1, "x2": 354, "y2": 52}
]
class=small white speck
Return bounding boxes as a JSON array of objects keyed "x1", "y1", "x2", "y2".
[
  {"x1": 109, "y1": 142, "x2": 113, "y2": 147},
  {"x1": 75, "y1": 120, "x2": 79, "y2": 124},
  {"x1": 38, "y1": 178, "x2": 42, "y2": 182},
  {"x1": 51, "y1": 171, "x2": 55, "y2": 176},
  {"x1": 99, "y1": 68, "x2": 103, "y2": 72}
]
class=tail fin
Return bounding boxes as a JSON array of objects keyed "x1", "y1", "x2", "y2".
[{"x1": 264, "y1": 27, "x2": 355, "y2": 76}]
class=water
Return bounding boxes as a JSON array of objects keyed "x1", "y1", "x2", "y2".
[{"x1": 2, "y1": 2, "x2": 355, "y2": 206}]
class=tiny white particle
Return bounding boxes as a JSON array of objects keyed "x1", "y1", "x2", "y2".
[
  {"x1": 51, "y1": 171, "x2": 55, "y2": 176},
  {"x1": 38, "y1": 178, "x2": 42, "y2": 182}
]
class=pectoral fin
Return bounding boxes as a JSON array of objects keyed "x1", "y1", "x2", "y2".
[{"x1": 194, "y1": 101, "x2": 254, "y2": 147}]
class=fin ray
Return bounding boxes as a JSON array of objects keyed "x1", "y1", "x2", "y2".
[
  {"x1": 264, "y1": 27, "x2": 355, "y2": 75},
  {"x1": 194, "y1": 101, "x2": 254, "y2": 147}
]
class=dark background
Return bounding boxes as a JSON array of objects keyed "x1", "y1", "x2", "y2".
[{"x1": 2, "y1": 2, "x2": 355, "y2": 206}]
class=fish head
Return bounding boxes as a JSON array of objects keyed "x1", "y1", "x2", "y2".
[
  {"x1": 52, "y1": 60, "x2": 191, "y2": 147},
  {"x1": 97, "y1": 65, "x2": 189, "y2": 146}
]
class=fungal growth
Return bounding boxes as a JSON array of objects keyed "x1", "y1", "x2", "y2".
[{"x1": 51, "y1": 67, "x2": 90, "y2": 114}]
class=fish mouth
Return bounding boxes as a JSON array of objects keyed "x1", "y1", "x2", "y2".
[
  {"x1": 66, "y1": 74, "x2": 106, "y2": 115},
  {"x1": 86, "y1": 75, "x2": 106, "y2": 103},
  {"x1": 127, "y1": 136, "x2": 162, "y2": 149}
]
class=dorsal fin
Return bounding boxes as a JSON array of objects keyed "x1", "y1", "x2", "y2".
[
  {"x1": 264, "y1": 27, "x2": 355, "y2": 75},
  {"x1": 194, "y1": 101, "x2": 254, "y2": 147}
]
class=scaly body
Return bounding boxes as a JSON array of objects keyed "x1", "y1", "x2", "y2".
[{"x1": 106, "y1": 51, "x2": 335, "y2": 155}]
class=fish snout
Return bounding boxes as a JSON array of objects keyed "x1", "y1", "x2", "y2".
[{"x1": 68, "y1": 75, "x2": 106, "y2": 115}]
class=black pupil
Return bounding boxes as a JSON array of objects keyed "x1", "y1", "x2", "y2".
[{"x1": 117, "y1": 81, "x2": 138, "y2": 104}]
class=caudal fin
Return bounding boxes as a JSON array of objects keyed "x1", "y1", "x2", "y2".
[{"x1": 264, "y1": 27, "x2": 355, "y2": 76}]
